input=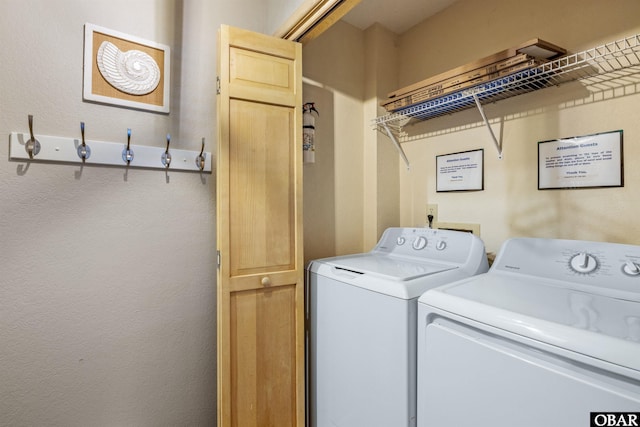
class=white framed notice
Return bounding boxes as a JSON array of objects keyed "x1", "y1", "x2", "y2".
[
  {"x1": 538, "y1": 130, "x2": 623, "y2": 190},
  {"x1": 436, "y1": 149, "x2": 484, "y2": 192}
]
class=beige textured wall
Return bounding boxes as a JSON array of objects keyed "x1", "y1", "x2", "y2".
[
  {"x1": 394, "y1": 0, "x2": 640, "y2": 254},
  {"x1": 303, "y1": 21, "x2": 367, "y2": 257},
  {"x1": 363, "y1": 24, "x2": 401, "y2": 249},
  {"x1": 303, "y1": 21, "x2": 405, "y2": 256}
]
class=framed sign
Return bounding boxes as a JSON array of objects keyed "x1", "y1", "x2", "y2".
[
  {"x1": 436, "y1": 149, "x2": 484, "y2": 192},
  {"x1": 83, "y1": 23, "x2": 170, "y2": 113},
  {"x1": 538, "y1": 130, "x2": 623, "y2": 190}
]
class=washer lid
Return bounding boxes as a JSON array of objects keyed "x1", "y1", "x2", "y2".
[
  {"x1": 420, "y1": 274, "x2": 640, "y2": 373},
  {"x1": 326, "y1": 253, "x2": 456, "y2": 281}
]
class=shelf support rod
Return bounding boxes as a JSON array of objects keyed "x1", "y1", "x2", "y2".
[
  {"x1": 382, "y1": 122, "x2": 410, "y2": 170},
  {"x1": 472, "y1": 94, "x2": 503, "y2": 159}
]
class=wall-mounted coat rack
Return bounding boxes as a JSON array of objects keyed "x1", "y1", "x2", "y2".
[{"x1": 9, "y1": 120, "x2": 212, "y2": 173}]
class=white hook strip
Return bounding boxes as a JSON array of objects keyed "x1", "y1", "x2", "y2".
[{"x1": 9, "y1": 132, "x2": 212, "y2": 172}]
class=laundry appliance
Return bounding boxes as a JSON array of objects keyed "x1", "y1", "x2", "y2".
[
  {"x1": 417, "y1": 237, "x2": 640, "y2": 427},
  {"x1": 307, "y1": 227, "x2": 489, "y2": 427}
]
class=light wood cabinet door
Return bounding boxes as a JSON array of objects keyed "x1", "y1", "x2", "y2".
[{"x1": 216, "y1": 25, "x2": 304, "y2": 427}]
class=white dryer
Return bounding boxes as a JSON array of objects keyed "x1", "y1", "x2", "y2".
[
  {"x1": 307, "y1": 227, "x2": 489, "y2": 427},
  {"x1": 417, "y1": 237, "x2": 640, "y2": 427}
]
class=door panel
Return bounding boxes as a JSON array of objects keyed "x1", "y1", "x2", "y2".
[
  {"x1": 229, "y1": 100, "x2": 295, "y2": 275},
  {"x1": 217, "y1": 25, "x2": 304, "y2": 427},
  {"x1": 230, "y1": 286, "x2": 297, "y2": 427},
  {"x1": 230, "y1": 48, "x2": 295, "y2": 92}
]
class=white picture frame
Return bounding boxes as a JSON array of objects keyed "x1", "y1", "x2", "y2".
[{"x1": 83, "y1": 23, "x2": 170, "y2": 113}]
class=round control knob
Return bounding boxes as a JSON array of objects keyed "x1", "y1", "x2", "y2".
[
  {"x1": 569, "y1": 252, "x2": 598, "y2": 274},
  {"x1": 412, "y1": 236, "x2": 427, "y2": 250},
  {"x1": 623, "y1": 261, "x2": 640, "y2": 276},
  {"x1": 396, "y1": 237, "x2": 406, "y2": 246},
  {"x1": 436, "y1": 240, "x2": 447, "y2": 251}
]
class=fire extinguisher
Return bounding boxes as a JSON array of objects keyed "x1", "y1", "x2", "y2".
[{"x1": 303, "y1": 102, "x2": 319, "y2": 163}]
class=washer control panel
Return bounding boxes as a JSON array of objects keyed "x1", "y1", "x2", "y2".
[
  {"x1": 493, "y1": 237, "x2": 640, "y2": 297},
  {"x1": 374, "y1": 227, "x2": 485, "y2": 265}
]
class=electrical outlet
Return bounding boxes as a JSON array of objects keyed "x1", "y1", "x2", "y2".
[{"x1": 427, "y1": 204, "x2": 438, "y2": 224}]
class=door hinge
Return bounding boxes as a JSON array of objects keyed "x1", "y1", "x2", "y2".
[
  {"x1": 216, "y1": 250, "x2": 220, "y2": 268},
  {"x1": 216, "y1": 76, "x2": 220, "y2": 95}
]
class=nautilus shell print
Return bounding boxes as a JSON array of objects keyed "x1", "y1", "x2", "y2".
[{"x1": 96, "y1": 41, "x2": 161, "y2": 96}]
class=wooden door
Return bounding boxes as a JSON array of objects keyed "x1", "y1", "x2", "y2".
[{"x1": 216, "y1": 25, "x2": 304, "y2": 427}]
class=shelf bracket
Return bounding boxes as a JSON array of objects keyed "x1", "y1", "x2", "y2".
[
  {"x1": 472, "y1": 94, "x2": 503, "y2": 159},
  {"x1": 382, "y1": 122, "x2": 410, "y2": 170}
]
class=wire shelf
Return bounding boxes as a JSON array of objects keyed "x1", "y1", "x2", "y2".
[{"x1": 374, "y1": 33, "x2": 640, "y2": 131}]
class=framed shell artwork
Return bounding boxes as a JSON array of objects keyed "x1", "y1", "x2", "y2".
[{"x1": 83, "y1": 23, "x2": 170, "y2": 113}]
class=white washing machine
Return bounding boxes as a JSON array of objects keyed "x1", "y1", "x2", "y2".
[
  {"x1": 307, "y1": 227, "x2": 489, "y2": 427},
  {"x1": 417, "y1": 237, "x2": 640, "y2": 427}
]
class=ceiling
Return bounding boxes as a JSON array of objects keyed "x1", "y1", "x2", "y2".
[{"x1": 341, "y1": 0, "x2": 458, "y2": 34}]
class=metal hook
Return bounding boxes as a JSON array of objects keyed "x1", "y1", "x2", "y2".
[
  {"x1": 161, "y1": 133, "x2": 172, "y2": 168},
  {"x1": 122, "y1": 128, "x2": 134, "y2": 165},
  {"x1": 195, "y1": 137, "x2": 206, "y2": 171},
  {"x1": 77, "y1": 121, "x2": 92, "y2": 161},
  {"x1": 25, "y1": 114, "x2": 41, "y2": 159}
]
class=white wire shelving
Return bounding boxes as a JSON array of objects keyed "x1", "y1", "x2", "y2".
[{"x1": 374, "y1": 33, "x2": 640, "y2": 167}]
